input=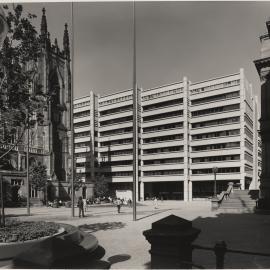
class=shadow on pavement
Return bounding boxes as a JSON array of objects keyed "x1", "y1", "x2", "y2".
[
  {"x1": 12, "y1": 234, "x2": 110, "y2": 269},
  {"x1": 192, "y1": 212, "x2": 270, "y2": 269},
  {"x1": 79, "y1": 222, "x2": 126, "y2": 233},
  {"x1": 6, "y1": 213, "x2": 33, "y2": 218},
  {"x1": 143, "y1": 261, "x2": 151, "y2": 269},
  {"x1": 136, "y1": 209, "x2": 172, "y2": 221},
  {"x1": 107, "y1": 254, "x2": 131, "y2": 265}
]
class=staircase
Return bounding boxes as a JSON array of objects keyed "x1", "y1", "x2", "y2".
[
  {"x1": 219, "y1": 190, "x2": 259, "y2": 213},
  {"x1": 30, "y1": 197, "x2": 43, "y2": 206}
]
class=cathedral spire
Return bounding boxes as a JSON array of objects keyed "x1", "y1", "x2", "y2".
[
  {"x1": 47, "y1": 32, "x2": 51, "y2": 48},
  {"x1": 63, "y1": 23, "x2": 70, "y2": 59},
  {"x1": 54, "y1": 38, "x2": 60, "y2": 55},
  {"x1": 40, "y1": 7, "x2": 47, "y2": 36}
]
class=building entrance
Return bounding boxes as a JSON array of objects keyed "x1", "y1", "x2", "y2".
[{"x1": 144, "y1": 181, "x2": 183, "y2": 200}]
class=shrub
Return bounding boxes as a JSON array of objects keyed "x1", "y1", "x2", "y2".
[{"x1": 0, "y1": 219, "x2": 60, "y2": 243}]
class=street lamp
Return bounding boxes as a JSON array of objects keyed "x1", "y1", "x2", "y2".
[{"x1": 213, "y1": 167, "x2": 218, "y2": 198}]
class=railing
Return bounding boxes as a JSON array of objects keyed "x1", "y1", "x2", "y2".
[
  {"x1": 191, "y1": 241, "x2": 270, "y2": 269},
  {"x1": 143, "y1": 214, "x2": 270, "y2": 269},
  {"x1": 211, "y1": 182, "x2": 234, "y2": 210}
]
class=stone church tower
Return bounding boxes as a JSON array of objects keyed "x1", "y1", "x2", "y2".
[
  {"x1": 37, "y1": 8, "x2": 72, "y2": 198},
  {"x1": 1, "y1": 8, "x2": 72, "y2": 201}
]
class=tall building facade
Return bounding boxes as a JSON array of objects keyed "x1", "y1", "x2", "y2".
[
  {"x1": 73, "y1": 92, "x2": 98, "y2": 198},
  {"x1": 189, "y1": 70, "x2": 258, "y2": 198},
  {"x1": 0, "y1": 8, "x2": 72, "y2": 202},
  {"x1": 75, "y1": 68, "x2": 259, "y2": 201},
  {"x1": 254, "y1": 19, "x2": 270, "y2": 201},
  {"x1": 98, "y1": 89, "x2": 138, "y2": 199}
]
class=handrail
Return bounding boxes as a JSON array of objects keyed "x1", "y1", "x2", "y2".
[
  {"x1": 192, "y1": 241, "x2": 270, "y2": 269},
  {"x1": 211, "y1": 182, "x2": 234, "y2": 210}
]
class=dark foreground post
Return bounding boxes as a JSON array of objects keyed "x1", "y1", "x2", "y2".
[
  {"x1": 143, "y1": 215, "x2": 200, "y2": 269},
  {"x1": 214, "y1": 241, "x2": 227, "y2": 269},
  {"x1": 0, "y1": 173, "x2": 4, "y2": 226}
]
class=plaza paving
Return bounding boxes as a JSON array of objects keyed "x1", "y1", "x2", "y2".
[{"x1": 3, "y1": 200, "x2": 270, "y2": 269}]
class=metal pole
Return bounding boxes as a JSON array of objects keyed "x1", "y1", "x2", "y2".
[
  {"x1": 214, "y1": 241, "x2": 227, "y2": 269},
  {"x1": 26, "y1": 123, "x2": 30, "y2": 215},
  {"x1": 45, "y1": 180, "x2": 48, "y2": 207},
  {"x1": 214, "y1": 171, "x2": 217, "y2": 198},
  {"x1": 70, "y1": 2, "x2": 75, "y2": 217},
  {"x1": 213, "y1": 167, "x2": 218, "y2": 198},
  {"x1": 0, "y1": 172, "x2": 4, "y2": 226},
  {"x1": 132, "y1": 0, "x2": 137, "y2": 221}
]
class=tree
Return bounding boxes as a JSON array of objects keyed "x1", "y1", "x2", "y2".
[
  {"x1": 0, "y1": 4, "x2": 48, "y2": 160},
  {"x1": 74, "y1": 173, "x2": 84, "y2": 192},
  {"x1": 29, "y1": 162, "x2": 47, "y2": 204},
  {"x1": 94, "y1": 175, "x2": 109, "y2": 198},
  {"x1": 67, "y1": 170, "x2": 84, "y2": 193},
  {"x1": 29, "y1": 162, "x2": 47, "y2": 191}
]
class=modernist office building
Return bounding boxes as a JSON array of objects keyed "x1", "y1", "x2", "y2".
[
  {"x1": 74, "y1": 68, "x2": 260, "y2": 201},
  {"x1": 73, "y1": 92, "x2": 98, "y2": 198}
]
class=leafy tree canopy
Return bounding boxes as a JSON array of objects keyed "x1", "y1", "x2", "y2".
[
  {"x1": 29, "y1": 161, "x2": 47, "y2": 191},
  {"x1": 0, "y1": 4, "x2": 49, "y2": 157}
]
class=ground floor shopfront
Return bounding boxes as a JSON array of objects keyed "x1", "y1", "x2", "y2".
[{"x1": 108, "y1": 179, "x2": 244, "y2": 201}]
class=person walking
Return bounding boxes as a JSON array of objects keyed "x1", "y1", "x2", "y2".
[
  {"x1": 128, "y1": 198, "x2": 132, "y2": 208},
  {"x1": 154, "y1": 197, "x2": 158, "y2": 209},
  {"x1": 83, "y1": 198, "x2": 87, "y2": 212},
  {"x1": 78, "y1": 196, "x2": 85, "y2": 218},
  {"x1": 116, "y1": 198, "x2": 122, "y2": 213}
]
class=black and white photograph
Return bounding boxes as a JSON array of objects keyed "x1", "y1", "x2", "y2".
[{"x1": 0, "y1": 0, "x2": 270, "y2": 268}]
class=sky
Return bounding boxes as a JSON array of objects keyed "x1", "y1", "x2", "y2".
[{"x1": 10, "y1": 1, "x2": 270, "y2": 112}]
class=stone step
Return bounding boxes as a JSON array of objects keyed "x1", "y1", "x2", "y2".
[
  {"x1": 218, "y1": 208, "x2": 255, "y2": 213},
  {"x1": 222, "y1": 202, "x2": 256, "y2": 205},
  {"x1": 222, "y1": 200, "x2": 256, "y2": 204},
  {"x1": 230, "y1": 195, "x2": 255, "y2": 198},
  {"x1": 230, "y1": 193, "x2": 254, "y2": 196},
  {"x1": 221, "y1": 205, "x2": 256, "y2": 208},
  {"x1": 30, "y1": 198, "x2": 43, "y2": 206},
  {"x1": 220, "y1": 204, "x2": 255, "y2": 208},
  {"x1": 220, "y1": 208, "x2": 255, "y2": 212},
  {"x1": 223, "y1": 198, "x2": 256, "y2": 202}
]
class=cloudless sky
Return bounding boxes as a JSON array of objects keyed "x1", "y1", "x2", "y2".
[{"x1": 17, "y1": 1, "x2": 270, "y2": 113}]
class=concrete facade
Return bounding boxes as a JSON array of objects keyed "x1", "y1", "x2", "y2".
[
  {"x1": 75, "y1": 69, "x2": 259, "y2": 201},
  {"x1": 73, "y1": 92, "x2": 98, "y2": 199}
]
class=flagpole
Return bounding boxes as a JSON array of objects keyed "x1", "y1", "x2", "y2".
[
  {"x1": 71, "y1": 2, "x2": 75, "y2": 218},
  {"x1": 132, "y1": 0, "x2": 137, "y2": 221}
]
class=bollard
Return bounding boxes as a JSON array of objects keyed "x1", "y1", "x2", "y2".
[
  {"x1": 143, "y1": 215, "x2": 200, "y2": 269},
  {"x1": 214, "y1": 240, "x2": 227, "y2": 269}
]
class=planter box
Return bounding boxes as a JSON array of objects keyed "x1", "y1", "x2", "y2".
[{"x1": 0, "y1": 227, "x2": 65, "y2": 260}]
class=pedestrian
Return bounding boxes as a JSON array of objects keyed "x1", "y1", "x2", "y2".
[
  {"x1": 154, "y1": 197, "x2": 158, "y2": 209},
  {"x1": 116, "y1": 198, "x2": 122, "y2": 213},
  {"x1": 128, "y1": 198, "x2": 132, "y2": 208},
  {"x1": 77, "y1": 196, "x2": 85, "y2": 218},
  {"x1": 83, "y1": 198, "x2": 87, "y2": 212}
]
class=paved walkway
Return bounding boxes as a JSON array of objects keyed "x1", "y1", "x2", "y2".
[{"x1": 3, "y1": 201, "x2": 270, "y2": 269}]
